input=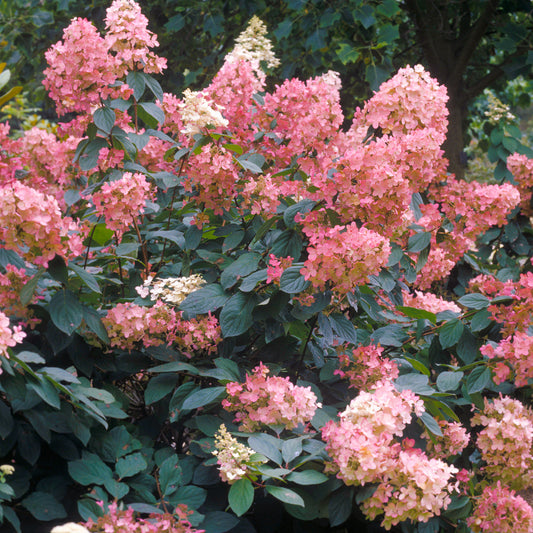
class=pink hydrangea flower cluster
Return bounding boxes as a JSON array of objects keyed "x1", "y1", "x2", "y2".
[
  {"x1": 334, "y1": 344, "x2": 399, "y2": 390},
  {"x1": 301, "y1": 221, "x2": 391, "y2": 296},
  {"x1": 43, "y1": 18, "x2": 124, "y2": 116},
  {"x1": 361, "y1": 445, "x2": 459, "y2": 530},
  {"x1": 507, "y1": 152, "x2": 533, "y2": 215},
  {"x1": 421, "y1": 420, "x2": 470, "y2": 459},
  {"x1": 467, "y1": 482, "x2": 533, "y2": 533},
  {"x1": 85, "y1": 501, "x2": 203, "y2": 533},
  {"x1": 402, "y1": 290, "x2": 461, "y2": 314},
  {"x1": 103, "y1": 301, "x2": 221, "y2": 356},
  {"x1": 266, "y1": 254, "x2": 293, "y2": 284},
  {"x1": 0, "y1": 265, "x2": 37, "y2": 322},
  {"x1": 0, "y1": 181, "x2": 83, "y2": 267},
  {"x1": 471, "y1": 396, "x2": 533, "y2": 490},
  {"x1": 469, "y1": 272, "x2": 533, "y2": 387},
  {"x1": 0, "y1": 311, "x2": 26, "y2": 368},
  {"x1": 322, "y1": 381, "x2": 457, "y2": 529},
  {"x1": 90, "y1": 172, "x2": 154, "y2": 238},
  {"x1": 222, "y1": 363, "x2": 320, "y2": 431},
  {"x1": 104, "y1": 0, "x2": 167, "y2": 75}
]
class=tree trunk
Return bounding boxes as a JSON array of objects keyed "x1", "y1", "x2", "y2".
[{"x1": 443, "y1": 91, "x2": 467, "y2": 179}]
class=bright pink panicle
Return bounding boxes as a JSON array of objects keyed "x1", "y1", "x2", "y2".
[
  {"x1": 222, "y1": 363, "x2": 320, "y2": 431},
  {"x1": 335, "y1": 344, "x2": 399, "y2": 390},
  {"x1": 43, "y1": 18, "x2": 123, "y2": 116},
  {"x1": 90, "y1": 172, "x2": 154, "y2": 238},
  {"x1": 0, "y1": 181, "x2": 83, "y2": 267},
  {"x1": 266, "y1": 254, "x2": 293, "y2": 284},
  {"x1": 85, "y1": 501, "x2": 203, "y2": 533},
  {"x1": 467, "y1": 482, "x2": 533, "y2": 533},
  {"x1": 471, "y1": 396, "x2": 533, "y2": 490}
]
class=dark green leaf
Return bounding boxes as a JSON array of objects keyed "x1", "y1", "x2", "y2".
[
  {"x1": 48, "y1": 290, "x2": 84, "y2": 335},
  {"x1": 229, "y1": 479, "x2": 254, "y2": 516},
  {"x1": 20, "y1": 267, "x2": 45, "y2": 306},
  {"x1": 407, "y1": 232, "x2": 431, "y2": 253},
  {"x1": 328, "y1": 487, "x2": 354, "y2": 527},
  {"x1": 78, "y1": 138, "x2": 108, "y2": 171},
  {"x1": 471, "y1": 309, "x2": 492, "y2": 332},
  {"x1": 159, "y1": 455, "x2": 182, "y2": 497},
  {"x1": 328, "y1": 314, "x2": 358, "y2": 344},
  {"x1": 180, "y1": 283, "x2": 230, "y2": 315},
  {"x1": 22, "y1": 492, "x2": 66, "y2": 521},
  {"x1": 219, "y1": 292, "x2": 257, "y2": 337},
  {"x1": 126, "y1": 71, "x2": 146, "y2": 100},
  {"x1": 286, "y1": 470, "x2": 328, "y2": 485},
  {"x1": 457, "y1": 328, "x2": 478, "y2": 364},
  {"x1": 280, "y1": 266, "x2": 310, "y2": 294},
  {"x1": 271, "y1": 230, "x2": 302, "y2": 259},
  {"x1": 282, "y1": 438, "x2": 303, "y2": 463},
  {"x1": 420, "y1": 412, "x2": 443, "y2": 436},
  {"x1": 138, "y1": 102, "x2": 165, "y2": 127},
  {"x1": 172, "y1": 485, "x2": 207, "y2": 509},
  {"x1": 248, "y1": 434, "x2": 282, "y2": 465},
  {"x1": 69, "y1": 262, "x2": 101, "y2": 293},
  {"x1": 466, "y1": 366, "x2": 491, "y2": 394},
  {"x1": 220, "y1": 253, "x2": 261, "y2": 290},
  {"x1": 200, "y1": 511, "x2": 239, "y2": 533},
  {"x1": 240, "y1": 269, "x2": 268, "y2": 292},
  {"x1": 68, "y1": 452, "x2": 113, "y2": 485},
  {"x1": 103, "y1": 479, "x2": 129, "y2": 500},
  {"x1": 265, "y1": 486, "x2": 304, "y2": 507},
  {"x1": 439, "y1": 319, "x2": 464, "y2": 349},
  {"x1": 93, "y1": 107, "x2": 115, "y2": 134},
  {"x1": 116, "y1": 452, "x2": 147, "y2": 478},
  {"x1": 458, "y1": 293, "x2": 489, "y2": 310},
  {"x1": 181, "y1": 386, "x2": 226, "y2": 410},
  {"x1": 395, "y1": 374, "x2": 434, "y2": 395},
  {"x1": 145, "y1": 374, "x2": 180, "y2": 405},
  {"x1": 436, "y1": 371, "x2": 464, "y2": 392},
  {"x1": 283, "y1": 199, "x2": 316, "y2": 228}
]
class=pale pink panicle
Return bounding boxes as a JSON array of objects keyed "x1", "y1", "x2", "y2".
[
  {"x1": 467, "y1": 482, "x2": 533, "y2": 533},
  {"x1": 85, "y1": 501, "x2": 203, "y2": 533},
  {"x1": 222, "y1": 363, "x2": 320, "y2": 431},
  {"x1": 322, "y1": 381, "x2": 457, "y2": 529},
  {"x1": 350, "y1": 64, "x2": 449, "y2": 141},
  {"x1": 0, "y1": 311, "x2": 25, "y2": 369},
  {"x1": 90, "y1": 172, "x2": 154, "y2": 239},
  {"x1": 104, "y1": 0, "x2": 166, "y2": 75},
  {"x1": 266, "y1": 254, "x2": 293, "y2": 284},
  {"x1": 402, "y1": 290, "x2": 460, "y2": 315},
  {"x1": 471, "y1": 396, "x2": 533, "y2": 490},
  {"x1": 43, "y1": 18, "x2": 122, "y2": 116},
  {"x1": 422, "y1": 420, "x2": 470, "y2": 459},
  {"x1": 0, "y1": 265, "x2": 37, "y2": 321},
  {"x1": 335, "y1": 344, "x2": 399, "y2": 390},
  {"x1": 507, "y1": 152, "x2": 533, "y2": 215},
  {"x1": 103, "y1": 301, "x2": 221, "y2": 356},
  {"x1": 0, "y1": 181, "x2": 83, "y2": 267}
]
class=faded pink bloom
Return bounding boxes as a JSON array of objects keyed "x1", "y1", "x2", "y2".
[
  {"x1": 0, "y1": 311, "x2": 25, "y2": 370},
  {"x1": 402, "y1": 290, "x2": 460, "y2": 314}
]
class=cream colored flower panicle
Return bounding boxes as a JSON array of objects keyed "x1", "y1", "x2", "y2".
[
  {"x1": 226, "y1": 15, "x2": 280, "y2": 69},
  {"x1": 179, "y1": 88, "x2": 229, "y2": 136},
  {"x1": 485, "y1": 92, "x2": 515, "y2": 125},
  {"x1": 213, "y1": 425, "x2": 264, "y2": 484},
  {"x1": 0, "y1": 464, "x2": 14, "y2": 476},
  {"x1": 136, "y1": 273, "x2": 206, "y2": 306},
  {"x1": 50, "y1": 523, "x2": 90, "y2": 533}
]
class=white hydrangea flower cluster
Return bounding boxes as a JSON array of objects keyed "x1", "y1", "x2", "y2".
[
  {"x1": 136, "y1": 273, "x2": 206, "y2": 305},
  {"x1": 226, "y1": 15, "x2": 280, "y2": 69},
  {"x1": 179, "y1": 88, "x2": 229, "y2": 137},
  {"x1": 50, "y1": 524, "x2": 90, "y2": 533},
  {"x1": 213, "y1": 425, "x2": 265, "y2": 484}
]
